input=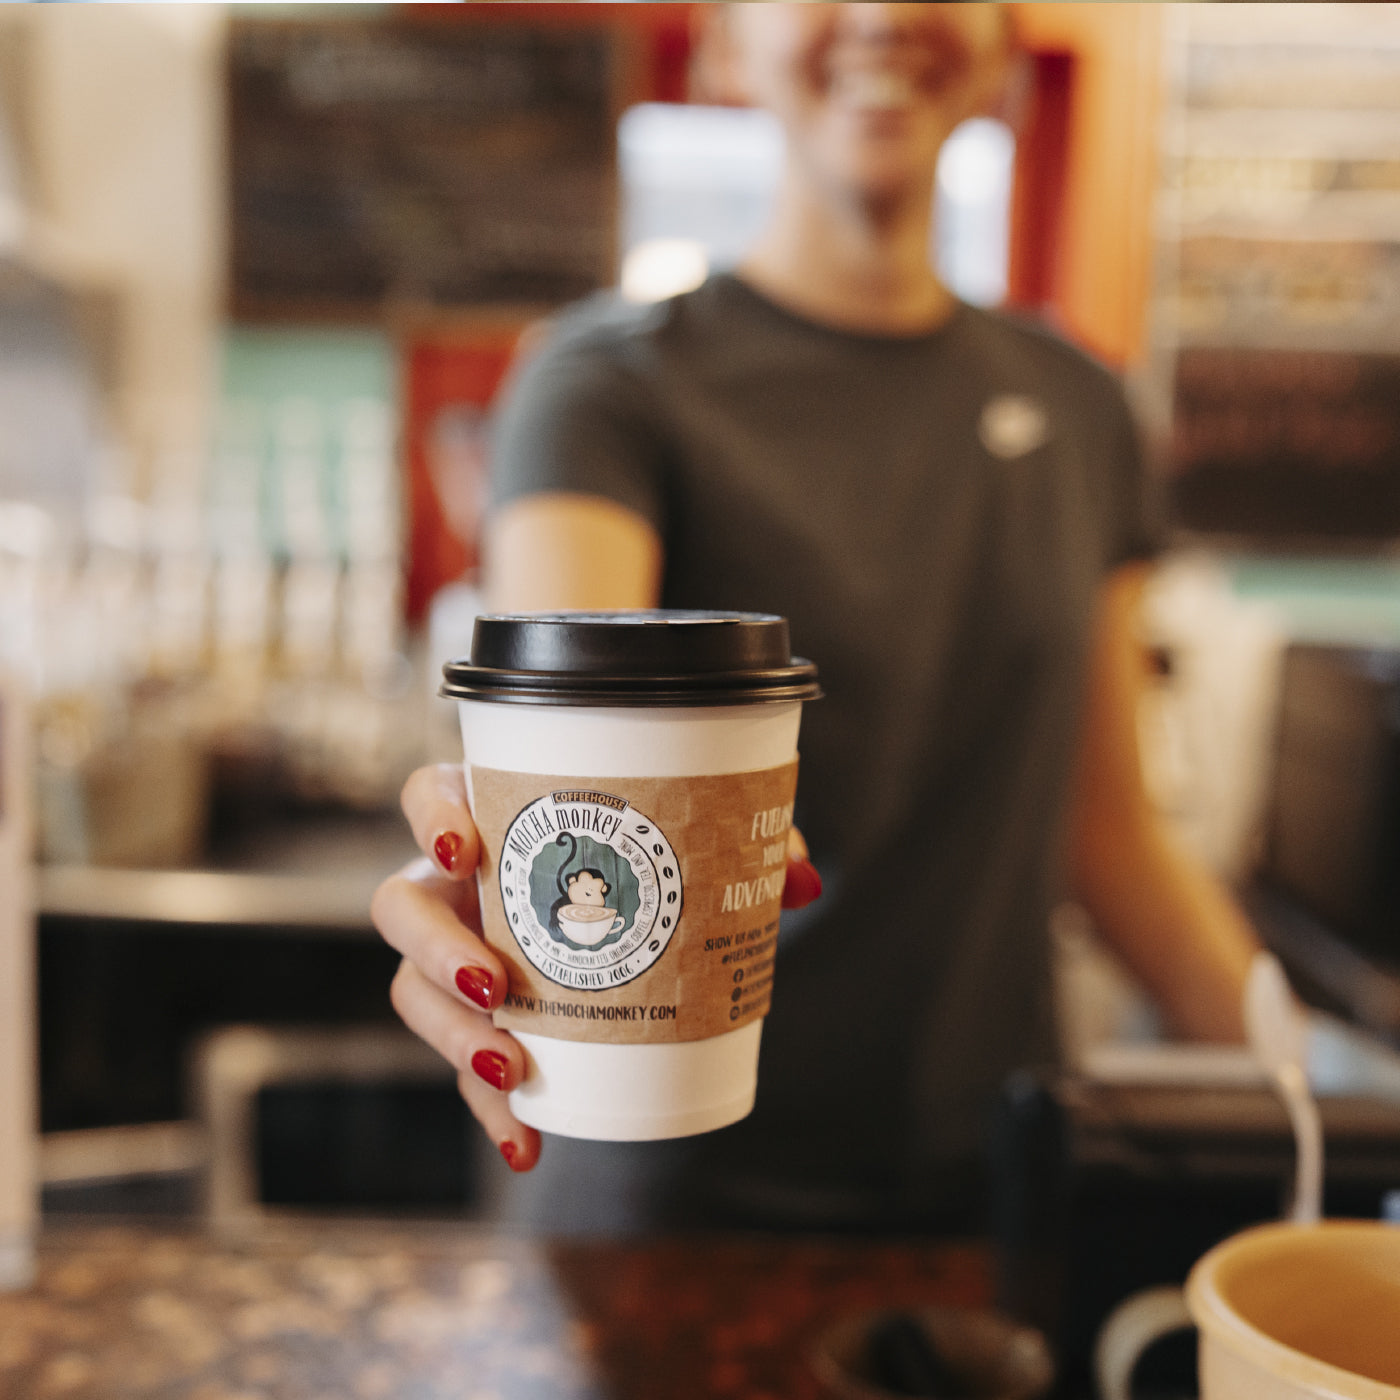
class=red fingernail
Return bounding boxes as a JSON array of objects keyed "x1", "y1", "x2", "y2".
[
  {"x1": 499, "y1": 1140, "x2": 525, "y2": 1171},
  {"x1": 455, "y1": 965, "x2": 495, "y2": 1009},
  {"x1": 781, "y1": 858, "x2": 822, "y2": 910},
  {"x1": 434, "y1": 830, "x2": 465, "y2": 873},
  {"x1": 471, "y1": 1049, "x2": 509, "y2": 1091}
]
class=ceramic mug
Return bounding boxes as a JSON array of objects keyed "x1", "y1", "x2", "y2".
[{"x1": 1096, "y1": 1221, "x2": 1400, "y2": 1400}]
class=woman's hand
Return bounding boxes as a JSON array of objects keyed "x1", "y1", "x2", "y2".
[
  {"x1": 372, "y1": 764, "x2": 824, "y2": 1173},
  {"x1": 370, "y1": 764, "x2": 541, "y2": 1172},
  {"x1": 781, "y1": 825, "x2": 822, "y2": 909}
]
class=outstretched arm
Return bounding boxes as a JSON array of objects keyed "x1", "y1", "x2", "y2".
[
  {"x1": 1068, "y1": 563, "x2": 1260, "y2": 1044},
  {"x1": 486, "y1": 492, "x2": 663, "y2": 612},
  {"x1": 374, "y1": 492, "x2": 819, "y2": 1172}
]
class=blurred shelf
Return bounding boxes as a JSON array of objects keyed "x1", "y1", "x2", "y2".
[
  {"x1": 37, "y1": 806, "x2": 420, "y2": 933},
  {"x1": 38, "y1": 865, "x2": 383, "y2": 934},
  {"x1": 1164, "y1": 324, "x2": 1400, "y2": 357}
]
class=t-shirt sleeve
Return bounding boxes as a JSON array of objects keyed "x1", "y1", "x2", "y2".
[
  {"x1": 487, "y1": 314, "x2": 668, "y2": 536},
  {"x1": 1101, "y1": 372, "x2": 1167, "y2": 569}
]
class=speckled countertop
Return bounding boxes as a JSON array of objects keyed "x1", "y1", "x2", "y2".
[{"x1": 0, "y1": 1223, "x2": 991, "y2": 1400}]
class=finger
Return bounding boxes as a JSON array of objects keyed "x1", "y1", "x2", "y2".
[
  {"x1": 371, "y1": 861, "x2": 504, "y2": 1011},
  {"x1": 401, "y1": 856, "x2": 482, "y2": 932},
  {"x1": 388, "y1": 963, "x2": 540, "y2": 1172},
  {"x1": 457, "y1": 1070, "x2": 542, "y2": 1173},
  {"x1": 401, "y1": 764, "x2": 480, "y2": 878},
  {"x1": 782, "y1": 827, "x2": 821, "y2": 910},
  {"x1": 389, "y1": 959, "x2": 526, "y2": 1091}
]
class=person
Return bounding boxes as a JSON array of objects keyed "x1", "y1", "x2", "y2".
[{"x1": 371, "y1": 3, "x2": 1261, "y2": 1234}]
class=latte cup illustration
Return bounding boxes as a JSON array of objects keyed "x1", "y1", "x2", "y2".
[
  {"x1": 442, "y1": 610, "x2": 820, "y2": 1142},
  {"x1": 555, "y1": 904, "x2": 625, "y2": 946}
]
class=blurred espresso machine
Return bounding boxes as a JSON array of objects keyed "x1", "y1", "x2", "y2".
[{"x1": 995, "y1": 643, "x2": 1400, "y2": 1397}]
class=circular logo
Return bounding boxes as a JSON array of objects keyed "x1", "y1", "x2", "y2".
[
  {"x1": 978, "y1": 393, "x2": 1051, "y2": 460},
  {"x1": 497, "y1": 790, "x2": 683, "y2": 991}
]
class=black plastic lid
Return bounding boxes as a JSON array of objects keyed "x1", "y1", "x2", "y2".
[{"x1": 441, "y1": 610, "x2": 821, "y2": 707}]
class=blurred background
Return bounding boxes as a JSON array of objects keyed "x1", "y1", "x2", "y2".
[{"x1": 1, "y1": 1, "x2": 1399, "y2": 1246}]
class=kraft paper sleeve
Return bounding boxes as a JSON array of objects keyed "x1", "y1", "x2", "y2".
[{"x1": 470, "y1": 762, "x2": 800, "y2": 1045}]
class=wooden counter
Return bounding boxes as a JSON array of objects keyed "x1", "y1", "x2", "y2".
[{"x1": 1, "y1": 1223, "x2": 991, "y2": 1399}]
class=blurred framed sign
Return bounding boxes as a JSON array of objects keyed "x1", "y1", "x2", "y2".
[
  {"x1": 228, "y1": 17, "x2": 621, "y2": 318},
  {"x1": 1151, "y1": 6, "x2": 1400, "y2": 544},
  {"x1": 1170, "y1": 347, "x2": 1400, "y2": 539}
]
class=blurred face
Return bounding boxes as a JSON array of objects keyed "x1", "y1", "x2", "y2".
[{"x1": 728, "y1": 4, "x2": 1010, "y2": 212}]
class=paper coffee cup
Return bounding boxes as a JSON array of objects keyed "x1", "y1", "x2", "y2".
[{"x1": 441, "y1": 610, "x2": 820, "y2": 1142}]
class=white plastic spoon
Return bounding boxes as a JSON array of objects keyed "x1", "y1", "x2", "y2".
[
  {"x1": 1095, "y1": 952, "x2": 1326, "y2": 1399},
  {"x1": 1244, "y1": 951, "x2": 1323, "y2": 1225}
]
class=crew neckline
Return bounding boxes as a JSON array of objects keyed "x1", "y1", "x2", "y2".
[{"x1": 708, "y1": 270, "x2": 971, "y2": 349}]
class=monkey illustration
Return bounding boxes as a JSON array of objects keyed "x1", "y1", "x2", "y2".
[{"x1": 547, "y1": 832, "x2": 612, "y2": 938}]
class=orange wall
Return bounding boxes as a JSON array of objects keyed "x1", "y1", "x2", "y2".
[{"x1": 1014, "y1": 4, "x2": 1165, "y2": 369}]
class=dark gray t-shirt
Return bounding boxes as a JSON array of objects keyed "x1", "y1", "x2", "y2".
[{"x1": 487, "y1": 274, "x2": 1156, "y2": 1232}]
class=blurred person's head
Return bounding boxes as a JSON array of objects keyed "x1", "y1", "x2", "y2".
[{"x1": 703, "y1": 3, "x2": 1014, "y2": 222}]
